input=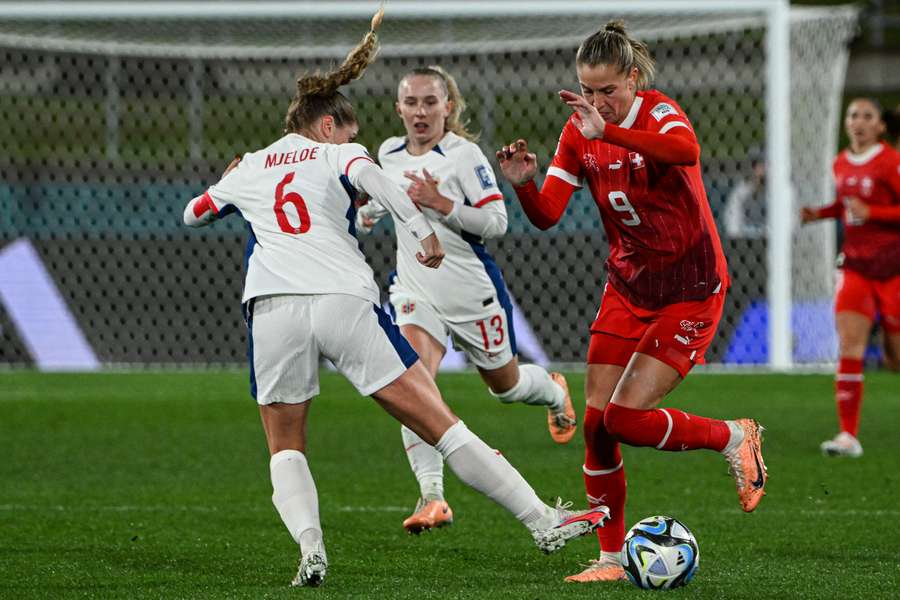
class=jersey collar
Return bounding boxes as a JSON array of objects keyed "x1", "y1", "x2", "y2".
[
  {"x1": 618, "y1": 95, "x2": 644, "y2": 130},
  {"x1": 845, "y1": 142, "x2": 883, "y2": 166}
]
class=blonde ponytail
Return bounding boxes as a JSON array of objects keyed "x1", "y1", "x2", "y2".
[{"x1": 284, "y1": 5, "x2": 384, "y2": 133}]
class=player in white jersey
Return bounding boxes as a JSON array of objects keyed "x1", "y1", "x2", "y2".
[
  {"x1": 181, "y1": 9, "x2": 608, "y2": 588},
  {"x1": 356, "y1": 66, "x2": 577, "y2": 534}
]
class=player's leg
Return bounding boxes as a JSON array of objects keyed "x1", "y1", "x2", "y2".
[
  {"x1": 565, "y1": 358, "x2": 629, "y2": 583},
  {"x1": 479, "y1": 356, "x2": 576, "y2": 444},
  {"x1": 884, "y1": 333, "x2": 900, "y2": 372},
  {"x1": 372, "y1": 362, "x2": 609, "y2": 552},
  {"x1": 398, "y1": 321, "x2": 453, "y2": 533},
  {"x1": 457, "y1": 306, "x2": 575, "y2": 443},
  {"x1": 823, "y1": 269, "x2": 876, "y2": 457},
  {"x1": 249, "y1": 295, "x2": 327, "y2": 587},
  {"x1": 876, "y1": 274, "x2": 900, "y2": 372},
  {"x1": 566, "y1": 286, "x2": 639, "y2": 583},
  {"x1": 600, "y1": 292, "x2": 767, "y2": 512},
  {"x1": 319, "y1": 295, "x2": 609, "y2": 551}
]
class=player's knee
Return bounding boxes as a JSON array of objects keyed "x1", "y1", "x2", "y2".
[{"x1": 602, "y1": 403, "x2": 628, "y2": 441}]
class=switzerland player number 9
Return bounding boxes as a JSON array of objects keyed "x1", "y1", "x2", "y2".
[{"x1": 496, "y1": 20, "x2": 769, "y2": 584}]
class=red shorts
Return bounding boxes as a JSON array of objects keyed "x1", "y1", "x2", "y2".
[
  {"x1": 586, "y1": 283, "x2": 725, "y2": 378},
  {"x1": 835, "y1": 269, "x2": 900, "y2": 333}
]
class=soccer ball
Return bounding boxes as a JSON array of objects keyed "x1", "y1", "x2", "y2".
[{"x1": 621, "y1": 515, "x2": 699, "y2": 590}]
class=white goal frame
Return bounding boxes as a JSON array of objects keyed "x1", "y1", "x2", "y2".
[{"x1": 0, "y1": 0, "x2": 795, "y2": 368}]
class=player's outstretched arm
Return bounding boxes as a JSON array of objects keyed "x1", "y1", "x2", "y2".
[
  {"x1": 800, "y1": 201, "x2": 842, "y2": 224},
  {"x1": 183, "y1": 155, "x2": 242, "y2": 227},
  {"x1": 497, "y1": 139, "x2": 573, "y2": 230},
  {"x1": 354, "y1": 162, "x2": 439, "y2": 264}
]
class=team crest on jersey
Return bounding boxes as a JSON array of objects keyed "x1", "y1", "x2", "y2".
[
  {"x1": 475, "y1": 165, "x2": 494, "y2": 190},
  {"x1": 650, "y1": 102, "x2": 677, "y2": 121},
  {"x1": 861, "y1": 176, "x2": 873, "y2": 197},
  {"x1": 629, "y1": 152, "x2": 645, "y2": 170},
  {"x1": 583, "y1": 153, "x2": 601, "y2": 172},
  {"x1": 401, "y1": 301, "x2": 416, "y2": 314}
]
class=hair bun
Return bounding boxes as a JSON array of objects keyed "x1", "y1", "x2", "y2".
[{"x1": 604, "y1": 19, "x2": 627, "y2": 34}]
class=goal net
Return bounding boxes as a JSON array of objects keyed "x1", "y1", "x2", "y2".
[{"x1": 0, "y1": 1, "x2": 858, "y2": 369}]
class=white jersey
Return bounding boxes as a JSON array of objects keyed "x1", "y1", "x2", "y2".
[
  {"x1": 371, "y1": 132, "x2": 510, "y2": 322},
  {"x1": 202, "y1": 134, "x2": 384, "y2": 304}
]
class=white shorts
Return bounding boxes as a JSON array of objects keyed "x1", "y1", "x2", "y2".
[
  {"x1": 389, "y1": 283, "x2": 515, "y2": 370},
  {"x1": 246, "y1": 294, "x2": 418, "y2": 404}
]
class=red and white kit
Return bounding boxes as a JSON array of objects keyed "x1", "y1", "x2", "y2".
[
  {"x1": 816, "y1": 141, "x2": 900, "y2": 330},
  {"x1": 515, "y1": 89, "x2": 729, "y2": 375}
]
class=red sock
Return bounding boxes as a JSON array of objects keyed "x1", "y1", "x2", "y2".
[
  {"x1": 583, "y1": 406, "x2": 626, "y2": 553},
  {"x1": 604, "y1": 403, "x2": 730, "y2": 452},
  {"x1": 835, "y1": 357, "x2": 864, "y2": 437}
]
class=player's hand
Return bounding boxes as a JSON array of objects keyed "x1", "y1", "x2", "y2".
[
  {"x1": 559, "y1": 90, "x2": 606, "y2": 140},
  {"x1": 354, "y1": 190, "x2": 371, "y2": 208},
  {"x1": 223, "y1": 154, "x2": 241, "y2": 177},
  {"x1": 405, "y1": 169, "x2": 453, "y2": 215},
  {"x1": 844, "y1": 197, "x2": 869, "y2": 222},
  {"x1": 416, "y1": 233, "x2": 444, "y2": 269},
  {"x1": 799, "y1": 206, "x2": 818, "y2": 224},
  {"x1": 496, "y1": 139, "x2": 538, "y2": 186}
]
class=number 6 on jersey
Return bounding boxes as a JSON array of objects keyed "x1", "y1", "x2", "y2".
[
  {"x1": 608, "y1": 191, "x2": 641, "y2": 226},
  {"x1": 274, "y1": 171, "x2": 312, "y2": 234}
]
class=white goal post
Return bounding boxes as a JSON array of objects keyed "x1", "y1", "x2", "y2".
[{"x1": 0, "y1": 1, "x2": 858, "y2": 369}]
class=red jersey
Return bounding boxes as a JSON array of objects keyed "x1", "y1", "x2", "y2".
[
  {"x1": 541, "y1": 89, "x2": 728, "y2": 310},
  {"x1": 819, "y1": 142, "x2": 900, "y2": 280}
]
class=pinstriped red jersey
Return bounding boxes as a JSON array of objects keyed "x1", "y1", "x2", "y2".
[{"x1": 548, "y1": 90, "x2": 728, "y2": 310}]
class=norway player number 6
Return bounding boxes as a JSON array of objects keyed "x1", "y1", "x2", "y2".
[
  {"x1": 608, "y1": 191, "x2": 641, "y2": 226},
  {"x1": 274, "y1": 171, "x2": 312, "y2": 234}
]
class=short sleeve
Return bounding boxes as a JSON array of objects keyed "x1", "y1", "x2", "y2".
[
  {"x1": 456, "y1": 143, "x2": 504, "y2": 208},
  {"x1": 547, "y1": 119, "x2": 584, "y2": 188},
  {"x1": 645, "y1": 99, "x2": 695, "y2": 139},
  {"x1": 337, "y1": 143, "x2": 377, "y2": 188}
]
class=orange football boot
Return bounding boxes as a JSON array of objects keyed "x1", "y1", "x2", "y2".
[
  {"x1": 724, "y1": 418, "x2": 768, "y2": 512},
  {"x1": 565, "y1": 557, "x2": 627, "y2": 583},
  {"x1": 548, "y1": 372, "x2": 577, "y2": 444},
  {"x1": 402, "y1": 498, "x2": 453, "y2": 534}
]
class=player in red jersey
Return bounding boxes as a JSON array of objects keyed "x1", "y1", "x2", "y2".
[
  {"x1": 496, "y1": 20, "x2": 768, "y2": 583},
  {"x1": 800, "y1": 97, "x2": 900, "y2": 458}
]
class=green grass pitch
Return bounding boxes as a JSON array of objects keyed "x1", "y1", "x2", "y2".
[{"x1": 1, "y1": 371, "x2": 899, "y2": 599}]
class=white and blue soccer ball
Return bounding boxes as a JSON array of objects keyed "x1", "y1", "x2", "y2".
[{"x1": 621, "y1": 515, "x2": 699, "y2": 590}]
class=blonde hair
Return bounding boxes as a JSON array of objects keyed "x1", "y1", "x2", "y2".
[
  {"x1": 576, "y1": 20, "x2": 655, "y2": 89},
  {"x1": 284, "y1": 6, "x2": 384, "y2": 134},
  {"x1": 400, "y1": 65, "x2": 479, "y2": 142}
]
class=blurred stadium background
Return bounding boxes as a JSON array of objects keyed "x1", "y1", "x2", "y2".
[{"x1": 0, "y1": 0, "x2": 896, "y2": 372}]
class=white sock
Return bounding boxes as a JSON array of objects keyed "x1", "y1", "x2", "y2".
[
  {"x1": 492, "y1": 364, "x2": 565, "y2": 411},
  {"x1": 434, "y1": 421, "x2": 553, "y2": 530},
  {"x1": 270, "y1": 450, "x2": 323, "y2": 551},
  {"x1": 601, "y1": 550, "x2": 622, "y2": 565},
  {"x1": 721, "y1": 421, "x2": 745, "y2": 455},
  {"x1": 401, "y1": 425, "x2": 445, "y2": 501}
]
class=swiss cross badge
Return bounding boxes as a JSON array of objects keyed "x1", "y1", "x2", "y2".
[{"x1": 629, "y1": 152, "x2": 645, "y2": 170}]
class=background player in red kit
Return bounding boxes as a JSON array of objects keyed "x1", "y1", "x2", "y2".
[
  {"x1": 496, "y1": 20, "x2": 768, "y2": 583},
  {"x1": 800, "y1": 97, "x2": 900, "y2": 458}
]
